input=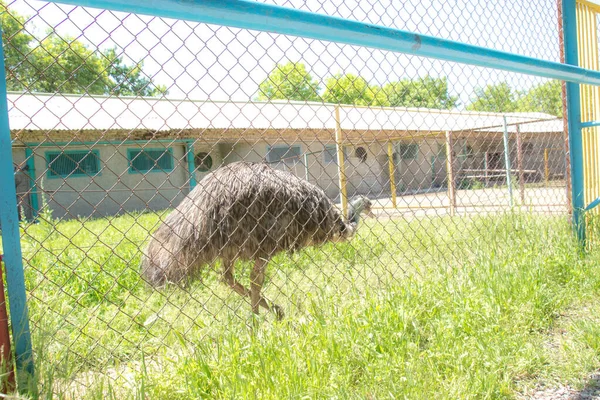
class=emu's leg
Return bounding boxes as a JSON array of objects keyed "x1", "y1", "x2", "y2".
[
  {"x1": 222, "y1": 259, "x2": 283, "y2": 319},
  {"x1": 250, "y1": 258, "x2": 284, "y2": 320},
  {"x1": 222, "y1": 259, "x2": 249, "y2": 297}
]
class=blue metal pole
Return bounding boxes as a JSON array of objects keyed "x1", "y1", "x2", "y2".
[
  {"x1": 0, "y1": 33, "x2": 34, "y2": 383},
  {"x1": 24, "y1": 148, "x2": 38, "y2": 219},
  {"x1": 185, "y1": 140, "x2": 197, "y2": 190},
  {"x1": 46, "y1": 0, "x2": 600, "y2": 86},
  {"x1": 562, "y1": 0, "x2": 585, "y2": 246}
]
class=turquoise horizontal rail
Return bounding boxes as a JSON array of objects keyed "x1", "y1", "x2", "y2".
[
  {"x1": 45, "y1": 0, "x2": 600, "y2": 86},
  {"x1": 585, "y1": 196, "x2": 600, "y2": 212},
  {"x1": 581, "y1": 120, "x2": 600, "y2": 128}
]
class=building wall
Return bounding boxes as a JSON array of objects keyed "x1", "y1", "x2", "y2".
[
  {"x1": 18, "y1": 142, "x2": 192, "y2": 219},
  {"x1": 11, "y1": 132, "x2": 566, "y2": 220},
  {"x1": 393, "y1": 137, "x2": 464, "y2": 193},
  {"x1": 191, "y1": 141, "x2": 224, "y2": 183},
  {"x1": 221, "y1": 140, "x2": 388, "y2": 199},
  {"x1": 463, "y1": 133, "x2": 566, "y2": 185}
]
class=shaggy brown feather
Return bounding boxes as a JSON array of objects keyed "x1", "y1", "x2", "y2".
[{"x1": 140, "y1": 161, "x2": 369, "y2": 318}]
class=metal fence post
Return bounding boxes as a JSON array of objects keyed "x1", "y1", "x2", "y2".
[
  {"x1": 562, "y1": 0, "x2": 585, "y2": 246},
  {"x1": 24, "y1": 148, "x2": 38, "y2": 219},
  {"x1": 335, "y1": 105, "x2": 348, "y2": 216},
  {"x1": 185, "y1": 140, "x2": 197, "y2": 190},
  {"x1": 445, "y1": 131, "x2": 456, "y2": 216},
  {"x1": 387, "y1": 142, "x2": 397, "y2": 208},
  {"x1": 502, "y1": 116, "x2": 514, "y2": 208},
  {"x1": 303, "y1": 153, "x2": 310, "y2": 182},
  {"x1": 0, "y1": 32, "x2": 34, "y2": 386},
  {"x1": 515, "y1": 124, "x2": 526, "y2": 206}
]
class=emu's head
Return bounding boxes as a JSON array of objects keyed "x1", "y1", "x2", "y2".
[
  {"x1": 347, "y1": 195, "x2": 375, "y2": 225},
  {"x1": 333, "y1": 196, "x2": 374, "y2": 242}
]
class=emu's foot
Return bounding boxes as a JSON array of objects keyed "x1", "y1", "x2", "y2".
[{"x1": 272, "y1": 304, "x2": 285, "y2": 321}]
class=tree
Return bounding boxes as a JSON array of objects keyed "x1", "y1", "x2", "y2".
[
  {"x1": 103, "y1": 48, "x2": 167, "y2": 97},
  {"x1": 28, "y1": 35, "x2": 111, "y2": 94},
  {"x1": 467, "y1": 82, "x2": 517, "y2": 113},
  {"x1": 322, "y1": 73, "x2": 388, "y2": 106},
  {"x1": 257, "y1": 62, "x2": 320, "y2": 101},
  {"x1": 516, "y1": 80, "x2": 562, "y2": 117},
  {"x1": 1, "y1": 2, "x2": 35, "y2": 91},
  {"x1": 1, "y1": 2, "x2": 166, "y2": 96},
  {"x1": 382, "y1": 76, "x2": 458, "y2": 109}
]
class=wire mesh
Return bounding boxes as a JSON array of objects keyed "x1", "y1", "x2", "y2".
[{"x1": 0, "y1": 0, "x2": 577, "y2": 396}]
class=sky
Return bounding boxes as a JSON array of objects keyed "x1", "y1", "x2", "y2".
[{"x1": 6, "y1": 0, "x2": 575, "y2": 108}]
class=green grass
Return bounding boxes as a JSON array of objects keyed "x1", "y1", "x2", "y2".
[{"x1": 3, "y1": 211, "x2": 600, "y2": 399}]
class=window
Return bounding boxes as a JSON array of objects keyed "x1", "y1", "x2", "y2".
[
  {"x1": 355, "y1": 146, "x2": 368, "y2": 163},
  {"x1": 266, "y1": 145, "x2": 302, "y2": 164},
  {"x1": 194, "y1": 152, "x2": 213, "y2": 172},
  {"x1": 323, "y1": 145, "x2": 348, "y2": 164},
  {"x1": 323, "y1": 145, "x2": 338, "y2": 163},
  {"x1": 128, "y1": 148, "x2": 174, "y2": 173},
  {"x1": 398, "y1": 143, "x2": 419, "y2": 160},
  {"x1": 46, "y1": 151, "x2": 100, "y2": 178}
]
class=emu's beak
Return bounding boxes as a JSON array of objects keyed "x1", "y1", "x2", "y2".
[{"x1": 365, "y1": 209, "x2": 376, "y2": 218}]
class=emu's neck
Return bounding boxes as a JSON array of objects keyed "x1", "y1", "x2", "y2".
[
  {"x1": 344, "y1": 203, "x2": 363, "y2": 236},
  {"x1": 347, "y1": 205, "x2": 361, "y2": 226}
]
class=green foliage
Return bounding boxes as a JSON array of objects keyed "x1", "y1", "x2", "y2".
[
  {"x1": 322, "y1": 73, "x2": 388, "y2": 106},
  {"x1": 1, "y1": 2, "x2": 35, "y2": 91},
  {"x1": 10, "y1": 212, "x2": 600, "y2": 398},
  {"x1": 257, "y1": 62, "x2": 320, "y2": 101},
  {"x1": 467, "y1": 80, "x2": 563, "y2": 117},
  {"x1": 27, "y1": 35, "x2": 112, "y2": 95},
  {"x1": 467, "y1": 82, "x2": 517, "y2": 113},
  {"x1": 383, "y1": 76, "x2": 458, "y2": 109},
  {"x1": 1, "y1": 2, "x2": 166, "y2": 96},
  {"x1": 103, "y1": 48, "x2": 168, "y2": 97},
  {"x1": 516, "y1": 80, "x2": 563, "y2": 117},
  {"x1": 257, "y1": 65, "x2": 458, "y2": 110},
  {"x1": 458, "y1": 177, "x2": 485, "y2": 190}
]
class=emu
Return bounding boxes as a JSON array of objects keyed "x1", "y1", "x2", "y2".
[{"x1": 140, "y1": 161, "x2": 373, "y2": 320}]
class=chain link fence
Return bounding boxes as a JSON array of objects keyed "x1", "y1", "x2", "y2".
[{"x1": 0, "y1": 0, "x2": 581, "y2": 397}]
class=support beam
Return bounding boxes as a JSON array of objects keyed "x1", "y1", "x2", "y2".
[
  {"x1": 46, "y1": 0, "x2": 600, "y2": 86},
  {"x1": 544, "y1": 148, "x2": 550, "y2": 186},
  {"x1": 445, "y1": 131, "x2": 456, "y2": 217},
  {"x1": 0, "y1": 33, "x2": 34, "y2": 388},
  {"x1": 502, "y1": 116, "x2": 514, "y2": 208},
  {"x1": 515, "y1": 124, "x2": 526, "y2": 206},
  {"x1": 185, "y1": 140, "x2": 197, "y2": 190},
  {"x1": 335, "y1": 106, "x2": 348, "y2": 217},
  {"x1": 581, "y1": 120, "x2": 600, "y2": 128},
  {"x1": 24, "y1": 148, "x2": 38, "y2": 220},
  {"x1": 484, "y1": 152, "x2": 489, "y2": 186},
  {"x1": 563, "y1": 0, "x2": 586, "y2": 246},
  {"x1": 303, "y1": 153, "x2": 310, "y2": 182},
  {"x1": 387, "y1": 142, "x2": 397, "y2": 208}
]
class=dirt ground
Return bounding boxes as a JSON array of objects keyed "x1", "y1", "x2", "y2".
[{"x1": 368, "y1": 184, "x2": 569, "y2": 219}]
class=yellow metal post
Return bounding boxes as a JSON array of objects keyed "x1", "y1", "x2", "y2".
[
  {"x1": 387, "y1": 142, "x2": 397, "y2": 208},
  {"x1": 335, "y1": 105, "x2": 348, "y2": 217}
]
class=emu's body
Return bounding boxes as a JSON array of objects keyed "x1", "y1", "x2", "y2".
[{"x1": 141, "y1": 161, "x2": 370, "y2": 319}]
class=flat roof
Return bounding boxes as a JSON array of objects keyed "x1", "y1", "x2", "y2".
[{"x1": 7, "y1": 93, "x2": 562, "y2": 136}]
